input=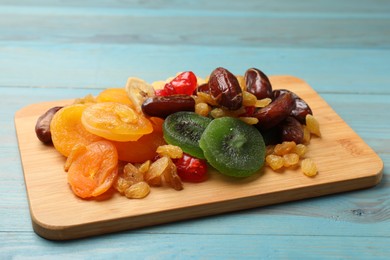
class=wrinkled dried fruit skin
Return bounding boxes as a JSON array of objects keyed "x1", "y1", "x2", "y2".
[
  {"x1": 244, "y1": 68, "x2": 273, "y2": 99},
  {"x1": 195, "y1": 83, "x2": 210, "y2": 94},
  {"x1": 273, "y1": 89, "x2": 312, "y2": 124},
  {"x1": 208, "y1": 67, "x2": 243, "y2": 110},
  {"x1": 35, "y1": 106, "x2": 63, "y2": 143},
  {"x1": 142, "y1": 95, "x2": 195, "y2": 118},
  {"x1": 253, "y1": 91, "x2": 295, "y2": 130},
  {"x1": 280, "y1": 116, "x2": 304, "y2": 144}
]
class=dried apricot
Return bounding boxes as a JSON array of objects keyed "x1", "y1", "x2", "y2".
[
  {"x1": 50, "y1": 104, "x2": 102, "y2": 157},
  {"x1": 66, "y1": 140, "x2": 118, "y2": 198},
  {"x1": 81, "y1": 102, "x2": 153, "y2": 142},
  {"x1": 112, "y1": 117, "x2": 166, "y2": 163},
  {"x1": 96, "y1": 88, "x2": 135, "y2": 109}
]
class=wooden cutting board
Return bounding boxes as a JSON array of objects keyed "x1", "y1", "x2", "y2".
[{"x1": 14, "y1": 75, "x2": 383, "y2": 240}]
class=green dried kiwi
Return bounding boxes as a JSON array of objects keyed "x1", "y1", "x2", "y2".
[
  {"x1": 199, "y1": 117, "x2": 265, "y2": 177},
  {"x1": 163, "y1": 111, "x2": 212, "y2": 159}
]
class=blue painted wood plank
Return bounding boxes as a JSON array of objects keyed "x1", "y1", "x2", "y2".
[
  {"x1": 1, "y1": 44, "x2": 389, "y2": 94},
  {"x1": 1, "y1": 232, "x2": 390, "y2": 259},
  {"x1": 0, "y1": 10, "x2": 389, "y2": 48}
]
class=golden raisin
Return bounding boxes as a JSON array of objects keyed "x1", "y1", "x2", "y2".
[
  {"x1": 156, "y1": 144, "x2": 183, "y2": 159},
  {"x1": 266, "y1": 154, "x2": 284, "y2": 171},
  {"x1": 124, "y1": 181, "x2": 150, "y2": 199},
  {"x1": 306, "y1": 114, "x2": 321, "y2": 137},
  {"x1": 195, "y1": 102, "x2": 211, "y2": 117},
  {"x1": 238, "y1": 117, "x2": 259, "y2": 125},
  {"x1": 255, "y1": 98, "x2": 272, "y2": 108},
  {"x1": 301, "y1": 158, "x2": 318, "y2": 177},
  {"x1": 274, "y1": 141, "x2": 296, "y2": 156},
  {"x1": 293, "y1": 144, "x2": 308, "y2": 158},
  {"x1": 242, "y1": 91, "x2": 258, "y2": 106},
  {"x1": 283, "y1": 153, "x2": 300, "y2": 167}
]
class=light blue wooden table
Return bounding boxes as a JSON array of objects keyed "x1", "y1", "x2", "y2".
[{"x1": 2, "y1": 1, "x2": 389, "y2": 259}]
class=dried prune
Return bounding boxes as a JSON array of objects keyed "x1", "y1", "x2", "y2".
[{"x1": 208, "y1": 67, "x2": 243, "y2": 110}]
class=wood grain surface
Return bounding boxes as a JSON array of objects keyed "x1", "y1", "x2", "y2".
[{"x1": 14, "y1": 75, "x2": 383, "y2": 240}]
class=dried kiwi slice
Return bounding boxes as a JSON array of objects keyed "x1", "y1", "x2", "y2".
[
  {"x1": 163, "y1": 111, "x2": 212, "y2": 159},
  {"x1": 199, "y1": 117, "x2": 265, "y2": 177}
]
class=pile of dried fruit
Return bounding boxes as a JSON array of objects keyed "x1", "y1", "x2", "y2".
[{"x1": 35, "y1": 67, "x2": 321, "y2": 200}]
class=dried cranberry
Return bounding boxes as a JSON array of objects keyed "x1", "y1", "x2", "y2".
[{"x1": 174, "y1": 154, "x2": 208, "y2": 183}]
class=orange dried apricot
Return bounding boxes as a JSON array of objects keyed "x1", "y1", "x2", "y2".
[
  {"x1": 50, "y1": 104, "x2": 102, "y2": 157},
  {"x1": 81, "y1": 102, "x2": 153, "y2": 142},
  {"x1": 96, "y1": 88, "x2": 135, "y2": 109},
  {"x1": 112, "y1": 117, "x2": 166, "y2": 163},
  {"x1": 66, "y1": 140, "x2": 118, "y2": 198}
]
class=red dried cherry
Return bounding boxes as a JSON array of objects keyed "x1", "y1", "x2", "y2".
[
  {"x1": 174, "y1": 154, "x2": 208, "y2": 183},
  {"x1": 157, "y1": 71, "x2": 197, "y2": 96}
]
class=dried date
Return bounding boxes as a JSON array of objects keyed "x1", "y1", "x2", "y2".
[
  {"x1": 35, "y1": 106, "x2": 63, "y2": 143},
  {"x1": 208, "y1": 67, "x2": 242, "y2": 110},
  {"x1": 273, "y1": 89, "x2": 312, "y2": 124},
  {"x1": 253, "y1": 91, "x2": 295, "y2": 130},
  {"x1": 280, "y1": 116, "x2": 304, "y2": 144},
  {"x1": 244, "y1": 68, "x2": 273, "y2": 99},
  {"x1": 142, "y1": 95, "x2": 195, "y2": 118}
]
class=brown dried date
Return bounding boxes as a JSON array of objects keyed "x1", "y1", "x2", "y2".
[
  {"x1": 35, "y1": 106, "x2": 63, "y2": 143},
  {"x1": 280, "y1": 116, "x2": 304, "y2": 144},
  {"x1": 142, "y1": 94, "x2": 195, "y2": 118},
  {"x1": 208, "y1": 67, "x2": 242, "y2": 110},
  {"x1": 244, "y1": 68, "x2": 273, "y2": 99},
  {"x1": 253, "y1": 91, "x2": 295, "y2": 130},
  {"x1": 273, "y1": 89, "x2": 312, "y2": 124},
  {"x1": 195, "y1": 82, "x2": 210, "y2": 94}
]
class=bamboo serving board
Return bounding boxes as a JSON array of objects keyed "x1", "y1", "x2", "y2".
[{"x1": 14, "y1": 75, "x2": 383, "y2": 240}]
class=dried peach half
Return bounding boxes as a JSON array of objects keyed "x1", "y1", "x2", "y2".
[
  {"x1": 81, "y1": 102, "x2": 153, "y2": 142},
  {"x1": 50, "y1": 104, "x2": 102, "y2": 157}
]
